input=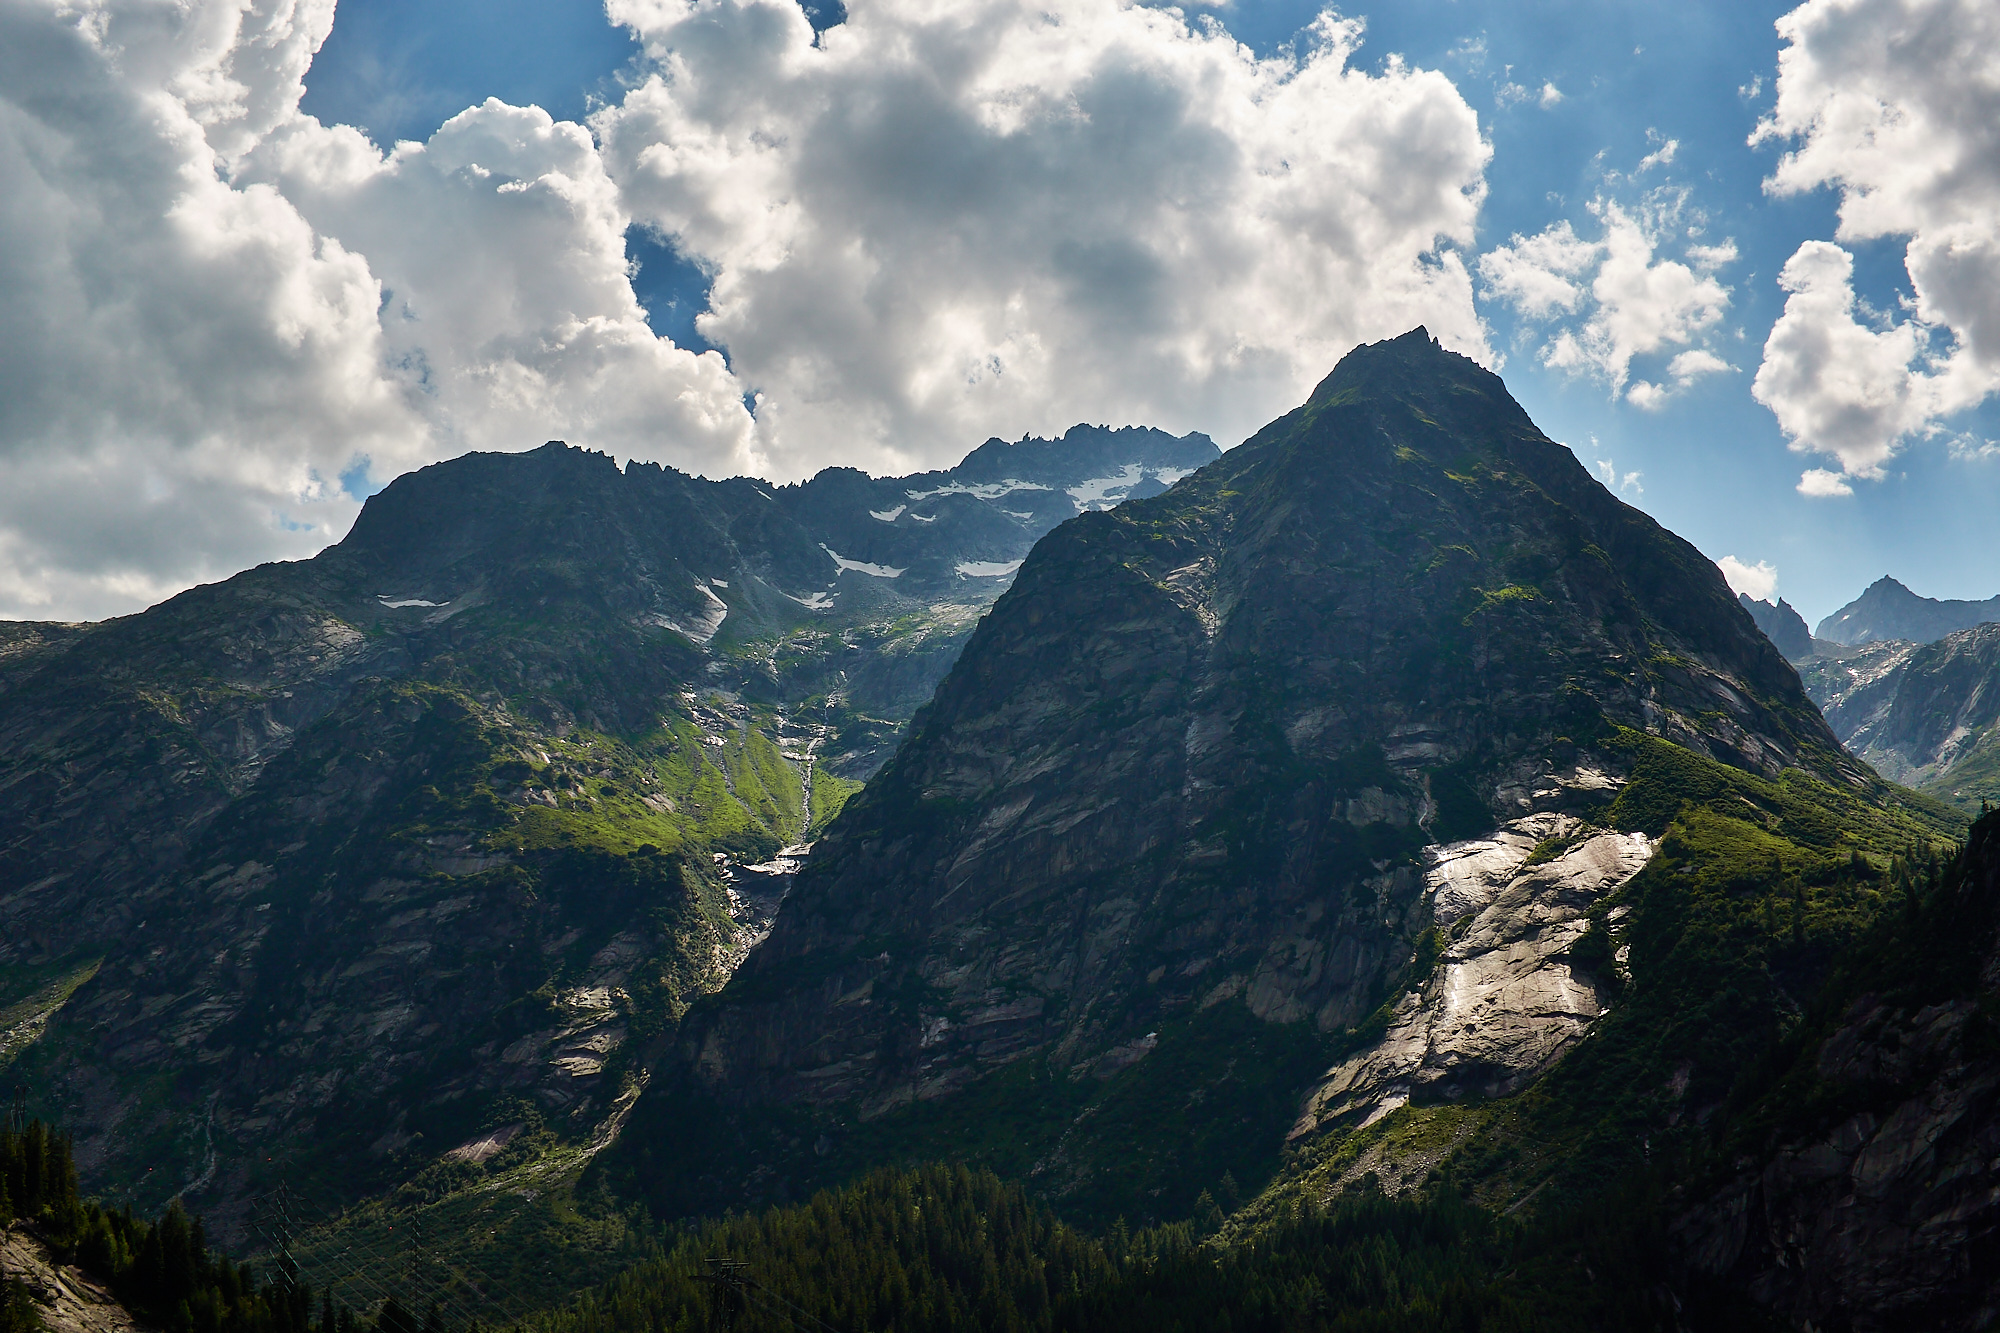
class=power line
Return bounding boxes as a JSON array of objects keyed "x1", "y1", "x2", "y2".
[{"x1": 267, "y1": 1191, "x2": 483, "y2": 1333}]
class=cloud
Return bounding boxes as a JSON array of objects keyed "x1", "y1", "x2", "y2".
[
  {"x1": 1, "y1": 0, "x2": 1500, "y2": 620},
  {"x1": 1636, "y1": 134, "x2": 1677, "y2": 173},
  {"x1": 1538, "y1": 82, "x2": 1563, "y2": 108},
  {"x1": 1668, "y1": 349, "x2": 1733, "y2": 380},
  {"x1": 1751, "y1": 0, "x2": 2000, "y2": 485},
  {"x1": 1717, "y1": 555, "x2": 1778, "y2": 601},
  {"x1": 0, "y1": 0, "x2": 410, "y2": 619},
  {"x1": 1752, "y1": 241, "x2": 1930, "y2": 484},
  {"x1": 1477, "y1": 220, "x2": 1596, "y2": 319},
  {"x1": 595, "y1": 0, "x2": 1493, "y2": 478},
  {"x1": 0, "y1": 0, "x2": 753, "y2": 621},
  {"x1": 1592, "y1": 456, "x2": 1643, "y2": 495},
  {"x1": 1481, "y1": 197, "x2": 1732, "y2": 396},
  {"x1": 1628, "y1": 348, "x2": 1734, "y2": 411},
  {"x1": 245, "y1": 99, "x2": 759, "y2": 473},
  {"x1": 1797, "y1": 468, "x2": 1854, "y2": 498}
]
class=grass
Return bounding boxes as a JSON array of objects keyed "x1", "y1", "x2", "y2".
[
  {"x1": 280, "y1": 1122, "x2": 659, "y2": 1329},
  {"x1": 806, "y1": 769, "x2": 863, "y2": 840},
  {"x1": 0, "y1": 956, "x2": 101, "y2": 1069}
]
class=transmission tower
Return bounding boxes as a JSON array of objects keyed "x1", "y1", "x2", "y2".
[
  {"x1": 694, "y1": 1258, "x2": 751, "y2": 1332},
  {"x1": 254, "y1": 1182, "x2": 301, "y2": 1303}
]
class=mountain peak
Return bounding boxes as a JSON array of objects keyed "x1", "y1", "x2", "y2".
[
  {"x1": 1739, "y1": 592, "x2": 1813, "y2": 660},
  {"x1": 1817, "y1": 575, "x2": 2000, "y2": 645},
  {"x1": 1306, "y1": 327, "x2": 1487, "y2": 403}
]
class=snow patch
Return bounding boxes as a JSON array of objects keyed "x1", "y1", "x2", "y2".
[
  {"x1": 788, "y1": 590, "x2": 836, "y2": 610},
  {"x1": 905, "y1": 478, "x2": 1053, "y2": 501},
  {"x1": 1066, "y1": 463, "x2": 1145, "y2": 510},
  {"x1": 956, "y1": 559, "x2": 1023, "y2": 578},
  {"x1": 822, "y1": 545, "x2": 905, "y2": 578},
  {"x1": 378, "y1": 597, "x2": 444, "y2": 608},
  {"x1": 710, "y1": 578, "x2": 729, "y2": 587},
  {"x1": 1153, "y1": 466, "x2": 1196, "y2": 485},
  {"x1": 1003, "y1": 510, "x2": 1035, "y2": 520},
  {"x1": 869, "y1": 505, "x2": 906, "y2": 522},
  {"x1": 650, "y1": 583, "x2": 729, "y2": 643},
  {"x1": 909, "y1": 512, "x2": 936, "y2": 523}
]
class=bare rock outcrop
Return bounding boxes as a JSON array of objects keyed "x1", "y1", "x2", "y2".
[
  {"x1": 0, "y1": 1226, "x2": 150, "y2": 1333},
  {"x1": 1294, "y1": 813, "x2": 1653, "y2": 1135}
]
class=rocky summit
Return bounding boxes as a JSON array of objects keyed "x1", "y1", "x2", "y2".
[
  {"x1": 1816, "y1": 575, "x2": 2000, "y2": 647},
  {"x1": 632, "y1": 329, "x2": 1864, "y2": 1223},
  {"x1": 1740, "y1": 593, "x2": 1813, "y2": 661}
]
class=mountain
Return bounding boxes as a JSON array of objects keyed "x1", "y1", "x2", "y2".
[
  {"x1": 9, "y1": 328, "x2": 1990, "y2": 1330},
  {"x1": 1801, "y1": 624, "x2": 2000, "y2": 811},
  {"x1": 488, "y1": 811, "x2": 2000, "y2": 1331},
  {"x1": 1739, "y1": 593, "x2": 1813, "y2": 660},
  {"x1": 1816, "y1": 576, "x2": 2000, "y2": 646},
  {"x1": 0, "y1": 422, "x2": 1214, "y2": 1259},
  {"x1": 610, "y1": 330, "x2": 1950, "y2": 1235}
]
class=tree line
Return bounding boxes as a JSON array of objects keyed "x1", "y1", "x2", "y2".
[{"x1": 534, "y1": 1161, "x2": 1777, "y2": 1333}]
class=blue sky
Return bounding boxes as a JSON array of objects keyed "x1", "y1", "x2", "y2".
[{"x1": 2, "y1": 0, "x2": 1994, "y2": 624}]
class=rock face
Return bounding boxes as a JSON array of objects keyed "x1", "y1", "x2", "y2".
[
  {"x1": 657, "y1": 330, "x2": 1846, "y2": 1213},
  {"x1": 1815, "y1": 575, "x2": 2000, "y2": 646},
  {"x1": 0, "y1": 1224, "x2": 149, "y2": 1333},
  {"x1": 1293, "y1": 807, "x2": 1654, "y2": 1134},
  {"x1": 1678, "y1": 810, "x2": 2000, "y2": 1332},
  {"x1": 1739, "y1": 594, "x2": 1813, "y2": 661},
  {"x1": 1800, "y1": 624, "x2": 2000, "y2": 811},
  {"x1": 0, "y1": 426, "x2": 1211, "y2": 1237}
]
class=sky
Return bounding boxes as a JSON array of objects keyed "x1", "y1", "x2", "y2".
[{"x1": 1, "y1": 0, "x2": 1997, "y2": 627}]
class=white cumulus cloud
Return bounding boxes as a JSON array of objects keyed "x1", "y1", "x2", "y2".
[
  {"x1": 245, "y1": 99, "x2": 758, "y2": 476},
  {"x1": 1797, "y1": 467, "x2": 1854, "y2": 498},
  {"x1": 0, "y1": 0, "x2": 754, "y2": 621},
  {"x1": 1480, "y1": 197, "x2": 1732, "y2": 400},
  {"x1": 0, "y1": 0, "x2": 1499, "y2": 621},
  {"x1": 595, "y1": 0, "x2": 1494, "y2": 479},
  {"x1": 1477, "y1": 219, "x2": 1596, "y2": 320},
  {"x1": 1629, "y1": 348, "x2": 1734, "y2": 412},
  {"x1": 1752, "y1": 0, "x2": 2000, "y2": 490},
  {"x1": 1752, "y1": 241, "x2": 1931, "y2": 487},
  {"x1": 1716, "y1": 555, "x2": 1778, "y2": 602}
]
